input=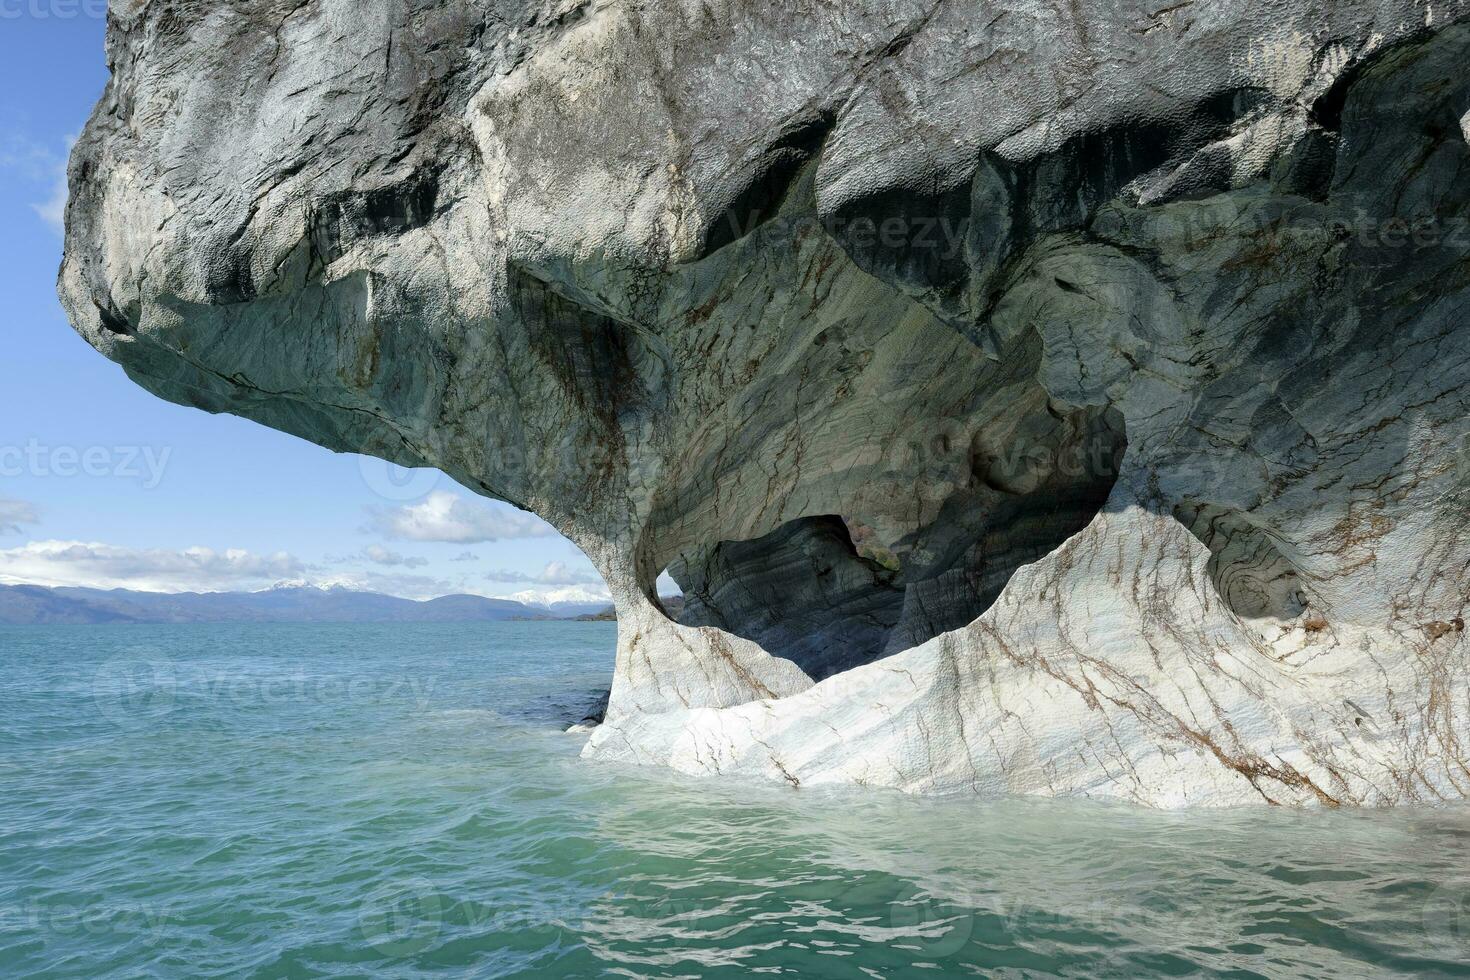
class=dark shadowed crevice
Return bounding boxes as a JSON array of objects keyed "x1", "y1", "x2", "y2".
[
  {"x1": 1309, "y1": 28, "x2": 1437, "y2": 133},
  {"x1": 668, "y1": 516, "x2": 905, "y2": 681},
  {"x1": 820, "y1": 86, "x2": 1284, "y2": 326},
  {"x1": 309, "y1": 165, "x2": 444, "y2": 272},
  {"x1": 885, "y1": 404, "x2": 1128, "y2": 653},
  {"x1": 507, "y1": 265, "x2": 669, "y2": 444},
  {"x1": 666, "y1": 407, "x2": 1128, "y2": 680},
  {"x1": 95, "y1": 301, "x2": 133, "y2": 337},
  {"x1": 690, "y1": 112, "x2": 837, "y2": 261}
]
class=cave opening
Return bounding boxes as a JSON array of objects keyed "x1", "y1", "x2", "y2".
[{"x1": 663, "y1": 406, "x2": 1128, "y2": 681}]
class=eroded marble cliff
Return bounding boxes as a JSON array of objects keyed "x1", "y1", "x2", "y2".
[{"x1": 62, "y1": 0, "x2": 1470, "y2": 806}]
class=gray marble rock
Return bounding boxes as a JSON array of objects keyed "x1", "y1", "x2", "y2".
[{"x1": 62, "y1": 0, "x2": 1470, "y2": 805}]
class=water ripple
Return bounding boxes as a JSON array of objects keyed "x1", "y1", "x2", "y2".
[{"x1": 3, "y1": 623, "x2": 1470, "y2": 978}]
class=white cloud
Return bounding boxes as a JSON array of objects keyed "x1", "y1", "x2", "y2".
[
  {"x1": 539, "y1": 560, "x2": 601, "y2": 585},
  {"x1": 484, "y1": 560, "x2": 603, "y2": 586},
  {"x1": 450, "y1": 551, "x2": 480, "y2": 563},
  {"x1": 366, "y1": 491, "x2": 555, "y2": 544},
  {"x1": 0, "y1": 498, "x2": 40, "y2": 535},
  {"x1": 0, "y1": 540, "x2": 306, "y2": 593},
  {"x1": 1, "y1": 134, "x2": 74, "y2": 236},
  {"x1": 360, "y1": 545, "x2": 429, "y2": 568},
  {"x1": 32, "y1": 165, "x2": 68, "y2": 235},
  {"x1": 0, "y1": 135, "x2": 56, "y2": 181}
]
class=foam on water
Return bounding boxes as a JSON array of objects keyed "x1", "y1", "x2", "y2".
[{"x1": 2, "y1": 622, "x2": 1469, "y2": 978}]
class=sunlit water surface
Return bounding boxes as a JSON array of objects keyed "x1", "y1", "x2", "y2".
[{"x1": 2, "y1": 623, "x2": 1469, "y2": 978}]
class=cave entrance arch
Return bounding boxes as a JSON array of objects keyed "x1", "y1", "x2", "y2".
[{"x1": 663, "y1": 407, "x2": 1128, "y2": 680}]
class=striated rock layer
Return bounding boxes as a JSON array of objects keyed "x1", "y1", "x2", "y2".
[{"x1": 62, "y1": 0, "x2": 1470, "y2": 806}]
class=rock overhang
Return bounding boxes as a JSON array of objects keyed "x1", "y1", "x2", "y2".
[{"x1": 59, "y1": 0, "x2": 1470, "y2": 805}]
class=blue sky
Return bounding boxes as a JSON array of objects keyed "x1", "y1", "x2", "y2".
[{"x1": 0, "y1": 12, "x2": 613, "y2": 605}]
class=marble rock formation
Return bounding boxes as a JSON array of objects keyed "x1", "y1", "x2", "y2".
[{"x1": 62, "y1": 0, "x2": 1470, "y2": 806}]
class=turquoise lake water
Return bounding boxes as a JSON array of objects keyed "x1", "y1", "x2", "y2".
[{"x1": 2, "y1": 622, "x2": 1469, "y2": 978}]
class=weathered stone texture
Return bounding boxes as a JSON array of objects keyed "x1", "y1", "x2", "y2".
[{"x1": 63, "y1": 0, "x2": 1470, "y2": 805}]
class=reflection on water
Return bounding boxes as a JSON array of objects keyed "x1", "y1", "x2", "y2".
[{"x1": 2, "y1": 622, "x2": 1468, "y2": 978}]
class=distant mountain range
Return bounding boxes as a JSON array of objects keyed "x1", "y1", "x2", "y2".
[
  {"x1": 0, "y1": 584, "x2": 613, "y2": 626},
  {"x1": 575, "y1": 595, "x2": 685, "y2": 622}
]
